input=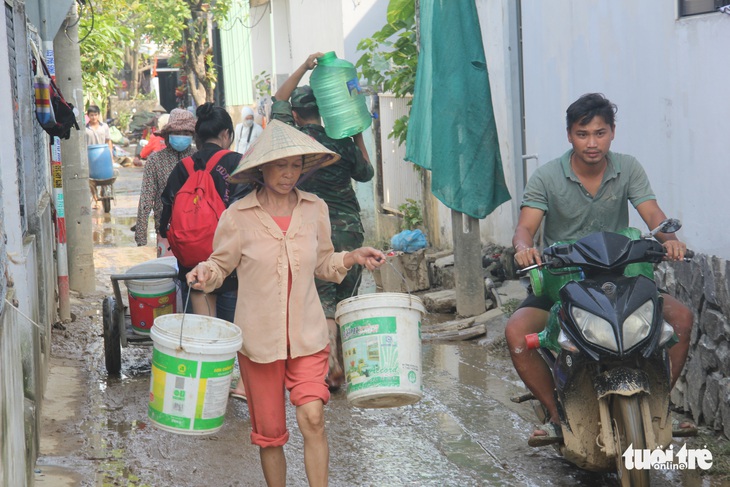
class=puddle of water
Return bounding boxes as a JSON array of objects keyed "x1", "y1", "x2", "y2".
[{"x1": 92, "y1": 214, "x2": 139, "y2": 247}]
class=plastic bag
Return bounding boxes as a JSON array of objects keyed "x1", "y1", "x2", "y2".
[
  {"x1": 109, "y1": 126, "x2": 125, "y2": 145},
  {"x1": 391, "y1": 229, "x2": 427, "y2": 253}
]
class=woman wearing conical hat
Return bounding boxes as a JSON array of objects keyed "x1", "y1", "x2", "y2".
[{"x1": 187, "y1": 120, "x2": 385, "y2": 486}]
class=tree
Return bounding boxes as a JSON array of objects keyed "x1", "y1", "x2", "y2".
[
  {"x1": 356, "y1": 0, "x2": 417, "y2": 146},
  {"x1": 79, "y1": 2, "x2": 134, "y2": 113},
  {"x1": 146, "y1": 0, "x2": 233, "y2": 106},
  {"x1": 79, "y1": 0, "x2": 234, "y2": 110}
]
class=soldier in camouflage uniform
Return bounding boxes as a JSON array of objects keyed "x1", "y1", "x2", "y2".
[{"x1": 272, "y1": 52, "x2": 374, "y2": 390}]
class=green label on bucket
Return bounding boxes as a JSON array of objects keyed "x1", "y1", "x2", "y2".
[
  {"x1": 341, "y1": 316, "x2": 402, "y2": 391},
  {"x1": 152, "y1": 348, "x2": 199, "y2": 378},
  {"x1": 149, "y1": 348, "x2": 234, "y2": 433},
  {"x1": 340, "y1": 316, "x2": 397, "y2": 341},
  {"x1": 148, "y1": 405, "x2": 192, "y2": 429},
  {"x1": 201, "y1": 359, "x2": 235, "y2": 378}
]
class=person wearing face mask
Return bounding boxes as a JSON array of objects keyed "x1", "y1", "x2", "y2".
[
  {"x1": 135, "y1": 108, "x2": 197, "y2": 256},
  {"x1": 159, "y1": 103, "x2": 251, "y2": 357},
  {"x1": 234, "y1": 106, "x2": 264, "y2": 155}
]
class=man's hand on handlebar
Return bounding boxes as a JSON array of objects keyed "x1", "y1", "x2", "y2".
[
  {"x1": 514, "y1": 246, "x2": 542, "y2": 269},
  {"x1": 662, "y1": 240, "x2": 688, "y2": 262}
]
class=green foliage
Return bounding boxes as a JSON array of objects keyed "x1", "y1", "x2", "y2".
[
  {"x1": 397, "y1": 198, "x2": 422, "y2": 230},
  {"x1": 78, "y1": 0, "x2": 234, "y2": 109},
  {"x1": 356, "y1": 0, "x2": 417, "y2": 146},
  {"x1": 115, "y1": 111, "x2": 132, "y2": 132},
  {"x1": 79, "y1": 4, "x2": 134, "y2": 113}
]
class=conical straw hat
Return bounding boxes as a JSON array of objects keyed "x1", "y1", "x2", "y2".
[{"x1": 228, "y1": 120, "x2": 340, "y2": 184}]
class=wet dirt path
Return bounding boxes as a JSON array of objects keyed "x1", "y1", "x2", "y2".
[{"x1": 34, "y1": 166, "x2": 727, "y2": 486}]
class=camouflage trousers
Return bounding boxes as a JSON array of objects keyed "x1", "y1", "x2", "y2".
[{"x1": 316, "y1": 230, "x2": 364, "y2": 318}]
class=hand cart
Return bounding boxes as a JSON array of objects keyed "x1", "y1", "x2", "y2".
[
  {"x1": 102, "y1": 268, "x2": 179, "y2": 374},
  {"x1": 90, "y1": 169, "x2": 119, "y2": 213}
]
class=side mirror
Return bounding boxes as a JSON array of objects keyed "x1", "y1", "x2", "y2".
[{"x1": 649, "y1": 218, "x2": 682, "y2": 237}]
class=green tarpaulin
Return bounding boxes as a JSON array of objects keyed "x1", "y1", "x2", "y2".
[{"x1": 405, "y1": 0, "x2": 511, "y2": 219}]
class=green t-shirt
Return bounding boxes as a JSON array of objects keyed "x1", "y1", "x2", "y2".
[{"x1": 521, "y1": 150, "x2": 655, "y2": 246}]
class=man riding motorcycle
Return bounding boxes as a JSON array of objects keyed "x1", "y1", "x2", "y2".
[{"x1": 505, "y1": 93, "x2": 695, "y2": 446}]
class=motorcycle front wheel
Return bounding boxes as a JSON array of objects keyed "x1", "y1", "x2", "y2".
[{"x1": 612, "y1": 395, "x2": 650, "y2": 487}]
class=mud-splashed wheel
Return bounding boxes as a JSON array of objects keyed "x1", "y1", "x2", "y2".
[
  {"x1": 103, "y1": 296, "x2": 121, "y2": 374},
  {"x1": 612, "y1": 395, "x2": 650, "y2": 487}
]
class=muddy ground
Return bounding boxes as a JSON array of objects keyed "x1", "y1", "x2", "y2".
[{"x1": 33, "y1": 166, "x2": 730, "y2": 486}]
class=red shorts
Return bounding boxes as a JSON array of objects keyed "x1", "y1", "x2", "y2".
[{"x1": 239, "y1": 346, "x2": 330, "y2": 448}]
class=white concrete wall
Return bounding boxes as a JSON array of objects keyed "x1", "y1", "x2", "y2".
[
  {"x1": 341, "y1": 0, "x2": 389, "y2": 61},
  {"x1": 262, "y1": 0, "x2": 347, "y2": 89},
  {"x1": 249, "y1": 3, "x2": 273, "y2": 79},
  {"x1": 521, "y1": 0, "x2": 730, "y2": 258}
]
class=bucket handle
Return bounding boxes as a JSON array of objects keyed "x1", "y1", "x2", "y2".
[
  {"x1": 174, "y1": 279, "x2": 216, "y2": 351},
  {"x1": 350, "y1": 258, "x2": 414, "y2": 304},
  {"x1": 178, "y1": 280, "x2": 195, "y2": 350}
]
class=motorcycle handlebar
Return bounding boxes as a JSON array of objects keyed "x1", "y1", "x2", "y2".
[{"x1": 517, "y1": 247, "x2": 695, "y2": 274}]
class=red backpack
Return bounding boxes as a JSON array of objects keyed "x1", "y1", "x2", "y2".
[{"x1": 167, "y1": 150, "x2": 231, "y2": 268}]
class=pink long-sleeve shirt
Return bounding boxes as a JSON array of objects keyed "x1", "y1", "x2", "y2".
[{"x1": 201, "y1": 188, "x2": 348, "y2": 363}]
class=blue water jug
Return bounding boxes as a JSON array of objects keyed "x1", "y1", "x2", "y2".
[
  {"x1": 310, "y1": 51, "x2": 372, "y2": 139},
  {"x1": 88, "y1": 144, "x2": 114, "y2": 180}
]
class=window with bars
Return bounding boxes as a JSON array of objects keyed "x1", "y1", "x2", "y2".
[{"x1": 679, "y1": 0, "x2": 730, "y2": 16}]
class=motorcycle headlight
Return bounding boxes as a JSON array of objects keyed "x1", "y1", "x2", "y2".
[
  {"x1": 571, "y1": 306, "x2": 618, "y2": 351},
  {"x1": 623, "y1": 300, "x2": 654, "y2": 350}
]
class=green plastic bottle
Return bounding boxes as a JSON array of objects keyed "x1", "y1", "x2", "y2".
[
  {"x1": 309, "y1": 51, "x2": 372, "y2": 139},
  {"x1": 525, "y1": 304, "x2": 562, "y2": 354}
]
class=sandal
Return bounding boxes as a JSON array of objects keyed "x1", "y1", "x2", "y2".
[
  {"x1": 528, "y1": 421, "x2": 563, "y2": 447},
  {"x1": 229, "y1": 389, "x2": 247, "y2": 402},
  {"x1": 672, "y1": 418, "x2": 697, "y2": 437}
]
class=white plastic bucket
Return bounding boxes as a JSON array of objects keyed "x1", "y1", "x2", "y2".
[
  {"x1": 335, "y1": 293, "x2": 425, "y2": 408},
  {"x1": 125, "y1": 260, "x2": 177, "y2": 334},
  {"x1": 148, "y1": 314, "x2": 243, "y2": 435}
]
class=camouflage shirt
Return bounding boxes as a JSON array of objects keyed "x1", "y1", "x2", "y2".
[{"x1": 271, "y1": 98, "x2": 374, "y2": 233}]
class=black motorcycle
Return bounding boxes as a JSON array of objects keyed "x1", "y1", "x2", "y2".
[{"x1": 512, "y1": 220, "x2": 693, "y2": 486}]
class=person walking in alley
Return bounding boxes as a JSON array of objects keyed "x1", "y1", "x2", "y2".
[
  {"x1": 134, "y1": 108, "x2": 196, "y2": 257},
  {"x1": 504, "y1": 93, "x2": 696, "y2": 447},
  {"x1": 271, "y1": 52, "x2": 375, "y2": 390},
  {"x1": 235, "y1": 105, "x2": 264, "y2": 154},
  {"x1": 186, "y1": 120, "x2": 385, "y2": 487},
  {"x1": 85, "y1": 104, "x2": 113, "y2": 208},
  {"x1": 159, "y1": 103, "x2": 251, "y2": 401}
]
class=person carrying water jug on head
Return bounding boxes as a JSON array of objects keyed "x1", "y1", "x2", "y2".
[
  {"x1": 186, "y1": 120, "x2": 385, "y2": 486},
  {"x1": 271, "y1": 52, "x2": 375, "y2": 391}
]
